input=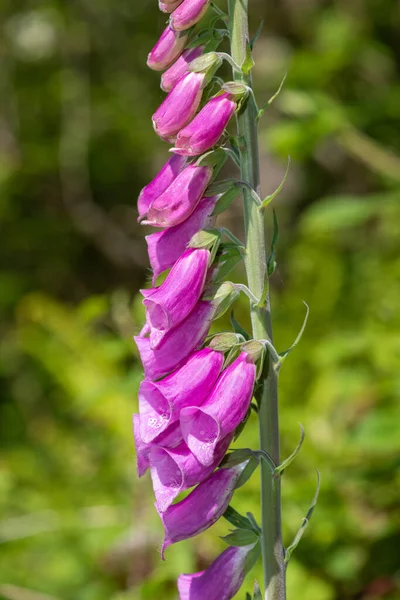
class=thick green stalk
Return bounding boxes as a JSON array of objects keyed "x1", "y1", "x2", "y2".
[{"x1": 228, "y1": 1, "x2": 286, "y2": 598}]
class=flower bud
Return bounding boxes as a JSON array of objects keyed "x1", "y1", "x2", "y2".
[
  {"x1": 134, "y1": 301, "x2": 214, "y2": 381},
  {"x1": 180, "y1": 352, "x2": 256, "y2": 466},
  {"x1": 139, "y1": 348, "x2": 223, "y2": 443},
  {"x1": 147, "y1": 25, "x2": 188, "y2": 71},
  {"x1": 171, "y1": 92, "x2": 237, "y2": 156},
  {"x1": 146, "y1": 195, "x2": 217, "y2": 284},
  {"x1": 149, "y1": 434, "x2": 232, "y2": 511},
  {"x1": 153, "y1": 72, "x2": 206, "y2": 141},
  {"x1": 159, "y1": 463, "x2": 247, "y2": 558},
  {"x1": 144, "y1": 164, "x2": 213, "y2": 228},
  {"x1": 161, "y1": 46, "x2": 204, "y2": 92},
  {"x1": 178, "y1": 544, "x2": 259, "y2": 600},
  {"x1": 138, "y1": 154, "x2": 187, "y2": 221},
  {"x1": 170, "y1": 0, "x2": 211, "y2": 31}
]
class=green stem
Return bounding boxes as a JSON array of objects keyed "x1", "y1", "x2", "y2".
[{"x1": 228, "y1": 1, "x2": 286, "y2": 598}]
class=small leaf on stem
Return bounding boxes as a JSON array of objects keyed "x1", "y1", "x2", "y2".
[
  {"x1": 260, "y1": 156, "x2": 291, "y2": 210},
  {"x1": 274, "y1": 423, "x2": 305, "y2": 476},
  {"x1": 257, "y1": 72, "x2": 287, "y2": 121},
  {"x1": 284, "y1": 470, "x2": 321, "y2": 564},
  {"x1": 221, "y1": 528, "x2": 259, "y2": 547},
  {"x1": 230, "y1": 312, "x2": 251, "y2": 340},
  {"x1": 242, "y1": 41, "x2": 255, "y2": 75},
  {"x1": 278, "y1": 301, "x2": 309, "y2": 366}
]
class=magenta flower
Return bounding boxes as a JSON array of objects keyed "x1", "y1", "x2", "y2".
[
  {"x1": 134, "y1": 301, "x2": 214, "y2": 381},
  {"x1": 161, "y1": 46, "x2": 204, "y2": 92},
  {"x1": 153, "y1": 72, "x2": 206, "y2": 141},
  {"x1": 141, "y1": 248, "x2": 210, "y2": 345},
  {"x1": 146, "y1": 195, "x2": 217, "y2": 284},
  {"x1": 159, "y1": 0, "x2": 183, "y2": 13},
  {"x1": 180, "y1": 352, "x2": 256, "y2": 466},
  {"x1": 178, "y1": 544, "x2": 258, "y2": 600},
  {"x1": 133, "y1": 414, "x2": 182, "y2": 477},
  {"x1": 171, "y1": 92, "x2": 237, "y2": 156},
  {"x1": 139, "y1": 348, "x2": 223, "y2": 443},
  {"x1": 159, "y1": 463, "x2": 247, "y2": 558},
  {"x1": 170, "y1": 0, "x2": 211, "y2": 31},
  {"x1": 147, "y1": 25, "x2": 188, "y2": 71},
  {"x1": 137, "y1": 154, "x2": 187, "y2": 221},
  {"x1": 149, "y1": 435, "x2": 232, "y2": 511},
  {"x1": 144, "y1": 164, "x2": 213, "y2": 228}
]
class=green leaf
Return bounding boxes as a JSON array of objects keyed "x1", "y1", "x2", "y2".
[
  {"x1": 220, "y1": 448, "x2": 255, "y2": 468},
  {"x1": 257, "y1": 72, "x2": 287, "y2": 120},
  {"x1": 223, "y1": 343, "x2": 241, "y2": 369},
  {"x1": 236, "y1": 455, "x2": 259, "y2": 488},
  {"x1": 207, "y1": 178, "x2": 237, "y2": 195},
  {"x1": 223, "y1": 505, "x2": 258, "y2": 532},
  {"x1": 221, "y1": 528, "x2": 259, "y2": 547},
  {"x1": 267, "y1": 209, "x2": 279, "y2": 276},
  {"x1": 206, "y1": 281, "x2": 239, "y2": 320},
  {"x1": 260, "y1": 156, "x2": 291, "y2": 210},
  {"x1": 213, "y1": 247, "x2": 243, "y2": 280},
  {"x1": 274, "y1": 424, "x2": 305, "y2": 476},
  {"x1": 252, "y1": 581, "x2": 262, "y2": 600},
  {"x1": 278, "y1": 302, "x2": 309, "y2": 366},
  {"x1": 250, "y1": 19, "x2": 264, "y2": 49},
  {"x1": 230, "y1": 312, "x2": 251, "y2": 341},
  {"x1": 212, "y1": 186, "x2": 240, "y2": 216},
  {"x1": 242, "y1": 41, "x2": 255, "y2": 75},
  {"x1": 284, "y1": 470, "x2": 321, "y2": 564},
  {"x1": 196, "y1": 147, "x2": 227, "y2": 168}
]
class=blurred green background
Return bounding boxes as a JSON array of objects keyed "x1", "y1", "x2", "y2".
[{"x1": 1, "y1": 0, "x2": 399, "y2": 599}]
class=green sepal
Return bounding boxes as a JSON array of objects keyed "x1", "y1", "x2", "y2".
[
  {"x1": 189, "y1": 52, "x2": 221, "y2": 73},
  {"x1": 230, "y1": 312, "x2": 251, "y2": 340},
  {"x1": 244, "y1": 541, "x2": 262, "y2": 574},
  {"x1": 204, "y1": 281, "x2": 239, "y2": 320},
  {"x1": 206, "y1": 177, "x2": 237, "y2": 195},
  {"x1": 236, "y1": 454, "x2": 259, "y2": 488},
  {"x1": 212, "y1": 186, "x2": 240, "y2": 216},
  {"x1": 189, "y1": 228, "x2": 220, "y2": 250},
  {"x1": 242, "y1": 41, "x2": 255, "y2": 75},
  {"x1": 223, "y1": 343, "x2": 241, "y2": 369},
  {"x1": 208, "y1": 332, "x2": 243, "y2": 352},
  {"x1": 220, "y1": 448, "x2": 254, "y2": 468},
  {"x1": 221, "y1": 528, "x2": 259, "y2": 547},
  {"x1": 195, "y1": 147, "x2": 227, "y2": 168},
  {"x1": 223, "y1": 505, "x2": 259, "y2": 533},
  {"x1": 222, "y1": 81, "x2": 248, "y2": 98},
  {"x1": 213, "y1": 246, "x2": 243, "y2": 281},
  {"x1": 241, "y1": 340, "x2": 264, "y2": 363}
]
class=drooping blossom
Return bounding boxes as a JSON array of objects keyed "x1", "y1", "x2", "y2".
[
  {"x1": 141, "y1": 248, "x2": 210, "y2": 346},
  {"x1": 170, "y1": 0, "x2": 211, "y2": 31},
  {"x1": 159, "y1": 0, "x2": 183, "y2": 13},
  {"x1": 134, "y1": 301, "x2": 214, "y2": 381},
  {"x1": 137, "y1": 154, "x2": 187, "y2": 221},
  {"x1": 143, "y1": 164, "x2": 213, "y2": 228},
  {"x1": 139, "y1": 348, "x2": 223, "y2": 443},
  {"x1": 159, "y1": 462, "x2": 247, "y2": 557},
  {"x1": 149, "y1": 434, "x2": 232, "y2": 511},
  {"x1": 153, "y1": 72, "x2": 206, "y2": 141},
  {"x1": 180, "y1": 352, "x2": 256, "y2": 466},
  {"x1": 171, "y1": 92, "x2": 237, "y2": 156},
  {"x1": 146, "y1": 195, "x2": 217, "y2": 284},
  {"x1": 133, "y1": 414, "x2": 183, "y2": 477},
  {"x1": 147, "y1": 25, "x2": 188, "y2": 71},
  {"x1": 178, "y1": 544, "x2": 259, "y2": 600},
  {"x1": 161, "y1": 46, "x2": 204, "y2": 92}
]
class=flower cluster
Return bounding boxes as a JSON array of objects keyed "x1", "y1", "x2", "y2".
[{"x1": 134, "y1": 2, "x2": 261, "y2": 598}]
